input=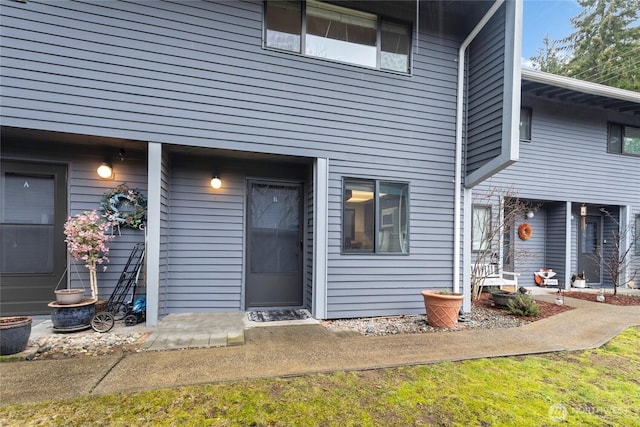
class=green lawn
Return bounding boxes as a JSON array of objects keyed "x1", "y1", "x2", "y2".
[{"x1": 2, "y1": 327, "x2": 639, "y2": 426}]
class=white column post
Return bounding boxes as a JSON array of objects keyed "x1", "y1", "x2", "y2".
[
  {"x1": 564, "y1": 201, "x2": 572, "y2": 290},
  {"x1": 462, "y1": 187, "x2": 473, "y2": 313},
  {"x1": 313, "y1": 158, "x2": 328, "y2": 319},
  {"x1": 146, "y1": 142, "x2": 162, "y2": 326}
]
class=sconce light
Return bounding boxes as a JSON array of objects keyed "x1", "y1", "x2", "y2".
[
  {"x1": 97, "y1": 162, "x2": 113, "y2": 179},
  {"x1": 210, "y1": 176, "x2": 222, "y2": 189},
  {"x1": 580, "y1": 204, "x2": 587, "y2": 217},
  {"x1": 526, "y1": 211, "x2": 534, "y2": 219}
]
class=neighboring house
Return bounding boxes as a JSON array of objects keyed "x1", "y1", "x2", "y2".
[
  {"x1": 0, "y1": 0, "x2": 525, "y2": 322},
  {"x1": 470, "y1": 69, "x2": 640, "y2": 293}
]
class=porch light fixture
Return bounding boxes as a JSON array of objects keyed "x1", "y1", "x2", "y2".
[
  {"x1": 580, "y1": 204, "x2": 587, "y2": 217},
  {"x1": 210, "y1": 176, "x2": 222, "y2": 189},
  {"x1": 96, "y1": 162, "x2": 113, "y2": 179},
  {"x1": 526, "y1": 211, "x2": 534, "y2": 219},
  {"x1": 580, "y1": 204, "x2": 587, "y2": 230}
]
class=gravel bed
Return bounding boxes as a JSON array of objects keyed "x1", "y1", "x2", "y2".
[
  {"x1": 19, "y1": 303, "x2": 532, "y2": 359},
  {"x1": 25, "y1": 332, "x2": 146, "y2": 360},
  {"x1": 321, "y1": 306, "x2": 530, "y2": 336}
]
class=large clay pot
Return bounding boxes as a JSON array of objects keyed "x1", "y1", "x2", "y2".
[
  {"x1": 421, "y1": 291, "x2": 464, "y2": 328},
  {"x1": 48, "y1": 299, "x2": 96, "y2": 332},
  {"x1": 0, "y1": 316, "x2": 32, "y2": 355}
]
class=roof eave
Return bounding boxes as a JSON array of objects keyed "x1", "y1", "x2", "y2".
[{"x1": 521, "y1": 69, "x2": 640, "y2": 105}]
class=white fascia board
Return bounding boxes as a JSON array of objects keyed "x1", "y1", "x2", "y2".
[{"x1": 522, "y1": 69, "x2": 640, "y2": 104}]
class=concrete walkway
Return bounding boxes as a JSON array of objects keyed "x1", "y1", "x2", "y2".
[{"x1": 1, "y1": 292, "x2": 639, "y2": 405}]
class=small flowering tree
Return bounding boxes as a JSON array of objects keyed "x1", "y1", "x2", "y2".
[{"x1": 63, "y1": 210, "x2": 113, "y2": 299}]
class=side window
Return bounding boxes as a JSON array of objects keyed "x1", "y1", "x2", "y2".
[
  {"x1": 343, "y1": 179, "x2": 409, "y2": 254},
  {"x1": 609, "y1": 122, "x2": 640, "y2": 156},
  {"x1": 472, "y1": 205, "x2": 491, "y2": 252},
  {"x1": 519, "y1": 107, "x2": 532, "y2": 141}
]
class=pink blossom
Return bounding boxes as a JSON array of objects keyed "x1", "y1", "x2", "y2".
[{"x1": 64, "y1": 210, "x2": 113, "y2": 272}]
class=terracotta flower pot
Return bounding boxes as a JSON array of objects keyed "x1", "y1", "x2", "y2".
[
  {"x1": 421, "y1": 291, "x2": 464, "y2": 328},
  {"x1": 0, "y1": 316, "x2": 32, "y2": 355}
]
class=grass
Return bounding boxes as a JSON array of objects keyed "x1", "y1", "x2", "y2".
[{"x1": 1, "y1": 326, "x2": 639, "y2": 426}]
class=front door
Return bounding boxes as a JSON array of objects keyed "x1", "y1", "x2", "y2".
[
  {"x1": 246, "y1": 180, "x2": 303, "y2": 308},
  {"x1": 577, "y1": 216, "x2": 601, "y2": 284},
  {"x1": 0, "y1": 161, "x2": 68, "y2": 315}
]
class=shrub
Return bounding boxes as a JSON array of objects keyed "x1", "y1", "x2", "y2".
[{"x1": 507, "y1": 293, "x2": 540, "y2": 317}]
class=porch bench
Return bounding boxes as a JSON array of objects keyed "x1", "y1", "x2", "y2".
[{"x1": 474, "y1": 263, "x2": 520, "y2": 292}]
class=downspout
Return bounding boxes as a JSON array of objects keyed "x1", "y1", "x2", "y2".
[{"x1": 453, "y1": 0, "x2": 505, "y2": 293}]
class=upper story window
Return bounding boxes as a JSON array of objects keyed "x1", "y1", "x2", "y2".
[
  {"x1": 608, "y1": 123, "x2": 640, "y2": 156},
  {"x1": 343, "y1": 178, "x2": 409, "y2": 254},
  {"x1": 265, "y1": 0, "x2": 411, "y2": 73},
  {"x1": 519, "y1": 107, "x2": 531, "y2": 141}
]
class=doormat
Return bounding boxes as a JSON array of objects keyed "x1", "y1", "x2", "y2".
[{"x1": 247, "y1": 309, "x2": 310, "y2": 322}]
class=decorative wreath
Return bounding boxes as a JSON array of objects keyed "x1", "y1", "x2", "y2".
[
  {"x1": 100, "y1": 183, "x2": 147, "y2": 230},
  {"x1": 518, "y1": 223, "x2": 533, "y2": 240}
]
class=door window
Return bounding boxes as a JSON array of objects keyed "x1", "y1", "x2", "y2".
[
  {"x1": 249, "y1": 183, "x2": 301, "y2": 274},
  {"x1": 1, "y1": 174, "x2": 55, "y2": 273}
]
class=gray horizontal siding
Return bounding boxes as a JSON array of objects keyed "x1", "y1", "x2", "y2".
[
  {"x1": 1, "y1": 0, "x2": 504, "y2": 318},
  {"x1": 326, "y1": 156, "x2": 456, "y2": 318},
  {"x1": 166, "y1": 159, "x2": 245, "y2": 313},
  {"x1": 493, "y1": 96, "x2": 640, "y2": 205},
  {"x1": 159, "y1": 150, "x2": 170, "y2": 316},
  {"x1": 477, "y1": 95, "x2": 640, "y2": 289},
  {"x1": 1, "y1": 0, "x2": 462, "y2": 162},
  {"x1": 465, "y1": 3, "x2": 506, "y2": 175},
  {"x1": 1, "y1": 138, "x2": 148, "y2": 302},
  {"x1": 305, "y1": 174, "x2": 314, "y2": 311},
  {"x1": 545, "y1": 203, "x2": 567, "y2": 285}
]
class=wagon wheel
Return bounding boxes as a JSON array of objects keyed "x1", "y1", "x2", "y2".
[
  {"x1": 91, "y1": 311, "x2": 115, "y2": 333},
  {"x1": 124, "y1": 314, "x2": 138, "y2": 327},
  {"x1": 112, "y1": 303, "x2": 129, "y2": 321}
]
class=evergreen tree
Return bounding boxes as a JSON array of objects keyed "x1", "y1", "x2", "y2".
[
  {"x1": 529, "y1": 35, "x2": 565, "y2": 74},
  {"x1": 529, "y1": 0, "x2": 640, "y2": 91}
]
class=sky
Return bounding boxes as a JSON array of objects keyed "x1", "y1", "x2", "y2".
[{"x1": 521, "y1": 0, "x2": 582, "y2": 67}]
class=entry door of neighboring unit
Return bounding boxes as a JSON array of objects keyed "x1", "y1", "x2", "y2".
[
  {"x1": 246, "y1": 180, "x2": 303, "y2": 308},
  {"x1": 578, "y1": 216, "x2": 601, "y2": 284},
  {"x1": 0, "y1": 161, "x2": 68, "y2": 315}
]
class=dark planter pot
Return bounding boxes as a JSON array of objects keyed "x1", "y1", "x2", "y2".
[
  {"x1": 48, "y1": 299, "x2": 96, "y2": 332},
  {"x1": 491, "y1": 290, "x2": 517, "y2": 308},
  {"x1": 0, "y1": 316, "x2": 32, "y2": 355}
]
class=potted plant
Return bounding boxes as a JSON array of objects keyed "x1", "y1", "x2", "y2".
[
  {"x1": 490, "y1": 289, "x2": 517, "y2": 308},
  {"x1": 63, "y1": 210, "x2": 113, "y2": 300},
  {"x1": 420, "y1": 290, "x2": 464, "y2": 328},
  {"x1": 571, "y1": 272, "x2": 587, "y2": 288},
  {"x1": 0, "y1": 316, "x2": 32, "y2": 355}
]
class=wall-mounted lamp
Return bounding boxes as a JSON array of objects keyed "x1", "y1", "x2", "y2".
[
  {"x1": 97, "y1": 162, "x2": 113, "y2": 179},
  {"x1": 210, "y1": 176, "x2": 222, "y2": 189},
  {"x1": 580, "y1": 204, "x2": 587, "y2": 217},
  {"x1": 526, "y1": 211, "x2": 534, "y2": 219}
]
